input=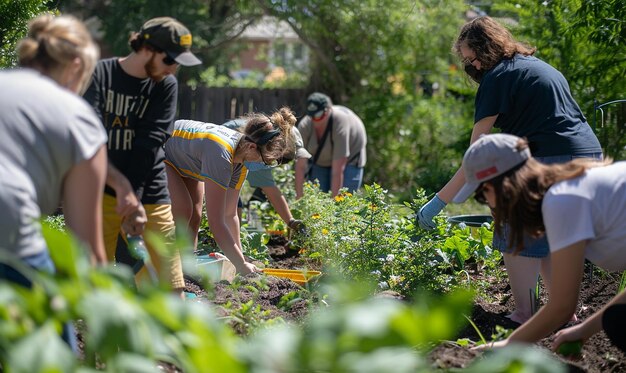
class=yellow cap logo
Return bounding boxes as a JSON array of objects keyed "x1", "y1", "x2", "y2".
[{"x1": 180, "y1": 34, "x2": 192, "y2": 47}]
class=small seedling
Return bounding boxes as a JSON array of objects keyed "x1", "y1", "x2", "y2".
[
  {"x1": 557, "y1": 340, "x2": 583, "y2": 357},
  {"x1": 529, "y1": 276, "x2": 540, "y2": 315},
  {"x1": 464, "y1": 315, "x2": 487, "y2": 345}
]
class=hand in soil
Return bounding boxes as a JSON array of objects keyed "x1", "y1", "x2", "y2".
[
  {"x1": 238, "y1": 261, "x2": 260, "y2": 274},
  {"x1": 288, "y1": 219, "x2": 307, "y2": 236},
  {"x1": 555, "y1": 340, "x2": 583, "y2": 359},
  {"x1": 553, "y1": 324, "x2": 586, "y2": 356},
  {"x1": 552, "y1": 323, "x2": 586, "y2": 353}
]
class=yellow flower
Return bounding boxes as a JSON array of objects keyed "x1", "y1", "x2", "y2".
[
  {"x1": 322, "y1": 228, "x2": 329, "y2": 235},
  {"x1": 334, "y1": 195, "x2": 344, "y2": 202},
  {"x1": 312, "y1": 213, "x2": 321, "y2": 219}
]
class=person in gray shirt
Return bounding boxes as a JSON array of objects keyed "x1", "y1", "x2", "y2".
[
  {"x1": 0, "y1": 14, "x2": 108, "y2": 350},
  {"x1": 296, "y1": 92, "x2": 367, "y2": 198},
  {"x1": 165, "y1": 108, "x2": 296, "y2": 274}
]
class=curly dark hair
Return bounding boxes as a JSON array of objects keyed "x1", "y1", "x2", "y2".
[
  {"x1": 128, "y1": 32, "x2": 160, "y2": 53},
  {"x1": 453, "y1": 16, "x2": 536, "y2": 71}
]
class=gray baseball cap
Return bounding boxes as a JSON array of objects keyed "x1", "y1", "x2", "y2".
[{"x1": 453, "y1": 133, "x2": 531, "y2": 203}]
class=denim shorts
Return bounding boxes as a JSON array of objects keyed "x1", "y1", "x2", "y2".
[
  {"x1": 493, "y1": 152, "x2": 603, "y2": 257},
  {"x1": 309, "y1": 164, "x2": 364, "y2": 193}
]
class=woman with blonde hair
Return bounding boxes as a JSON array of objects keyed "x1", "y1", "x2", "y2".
[
  {"x1": 165, "y1": 108, "x2": 296, "y2": 274},
  {"x1": 0, "y1": 14, "x2": 107, "y2": 350},
  {"x1": 454, "y1": 134, "x2": 626, "y2": 352}
]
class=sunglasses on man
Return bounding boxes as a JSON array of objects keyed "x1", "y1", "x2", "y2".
[{"x1": 151, "y1": 46, "x2": 178, "y2": 66}]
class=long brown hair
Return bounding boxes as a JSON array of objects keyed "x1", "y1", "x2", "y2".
[
  {"x1": 489, "y1": 148, "x2": 610, "y2": 253},
  {"x1": 453, "y1": 16, "x2": 536, "y2": 71}
]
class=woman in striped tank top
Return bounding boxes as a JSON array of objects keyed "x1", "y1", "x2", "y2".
[{"x1": 165, "y1": 107, "x2": 296, "y2": 274}]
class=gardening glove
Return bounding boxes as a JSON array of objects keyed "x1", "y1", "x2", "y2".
[
  {"x1": 417, "y1": 194, "x2": 447, "y2": 230},
  {"x1": 287, "y1": 219, "x2": 307, "y2": 236}
]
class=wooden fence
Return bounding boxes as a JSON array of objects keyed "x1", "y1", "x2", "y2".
[{"x1": 177, "y1": 86, "x2": 308, "y2": 124}]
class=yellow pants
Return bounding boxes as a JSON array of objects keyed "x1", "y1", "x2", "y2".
[{"x1": 102, "y1": 194, "x2": 184, "y2": 289}]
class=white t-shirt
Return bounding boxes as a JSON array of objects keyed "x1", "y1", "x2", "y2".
[{"x1": 542, "y1": 162, "x2": 626, "y2": 271}]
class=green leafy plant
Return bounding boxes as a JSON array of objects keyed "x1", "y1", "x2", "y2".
[
  {"x1": 463, "y1": 315, "x2": 487, "y2": 346},
  {"x1": 222, "y1": 300, "x2": 282, "y2": 336},
  {"x1": 530, "y1": 277, "x2": 541, "y2": 316},
  {"x1": 462, "y1": 344, "x2": 567, "y2": 373},
  {"x1": 243, "y1": 285, "x2": 474, "y2": 373},
  {"x1": 277, "y1": 291, "x2": 302, "y2": 311},
  {"x1": 619, "y1": 270, "x2": 626, "y2": 294},
  {"x1": 556, "y1": 340, "x2": 583, "y2": 358},
  {"x1": 239, "y1": 227, "x2": 270, "y2": 264},
  {"x1": 491, "y1": 325, "x2": 513, "y2": 342},
  {"x1": 291, "y1": 184, "x2": 500, "y2": 297},
  {"x1": 0, "y1": 219, "x2": 569, "y2": 372}
]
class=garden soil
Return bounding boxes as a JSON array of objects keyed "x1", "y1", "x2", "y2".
[
  {"x1": 83, "y1": 235, "x2": 625, "y2": 372},
  {"x1": 429, "y1": 264, "x2": 626, "y2": 372}
]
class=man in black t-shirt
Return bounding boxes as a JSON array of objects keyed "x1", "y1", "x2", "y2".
[{"x1": 84, "y1": 17, "x2": 201, "y2": 294}]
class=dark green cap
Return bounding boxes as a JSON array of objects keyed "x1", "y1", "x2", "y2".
[
  {"x1": 139, "y1": 17, "x2": 201, "y2": 66},
  {"x1": 306, "y1": 92, "x2": 330, "y2": 117}
]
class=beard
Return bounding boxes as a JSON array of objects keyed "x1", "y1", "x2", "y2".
[
  {"x1": 144, "y1": 54, "x2": 167, "y2": 82},
  {"x1": 464, "y1": 63, "x2": 484, "y2": 84}
]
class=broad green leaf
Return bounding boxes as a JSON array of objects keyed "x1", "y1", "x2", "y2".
[
  {"x1": 461, "y1": 344, "x2": 567, "y2": 373},
  {"x1": 79, "y1": 290, "x2": 157, "y2": 360},
  {"x1": 7, "y1": 322, "x2": 76, "y2": 373}
]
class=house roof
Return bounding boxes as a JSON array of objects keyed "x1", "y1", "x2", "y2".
[{"x1": 239, "y1": 16, "x2": 300, "y2": 42}]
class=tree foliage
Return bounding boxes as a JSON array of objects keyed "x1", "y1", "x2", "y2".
[
  {"x1": 258, "y1": 0, "x2": 467, "y2": 99},
  {"x1": 13, "y1": 0, "x2": 622, "y2": 190},
  {"x1": 61, "y1": 0, "x2": 473, "y2": 194},
  {"x1": 259, "y1": 0, "x2": 473, "y2": 194},
  {"x1": 0, "y1": 0, "x2": 55, "y2": 67},
  {"x1": 486, "y1": 0, "x2": 626, "y2": 158},
  {"x1": 58, "y1": 0, "x2": 264, "y2": 82}
]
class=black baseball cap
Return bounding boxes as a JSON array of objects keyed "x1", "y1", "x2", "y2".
[{"x1": 139, "y1": 17, "x2": 201, "y2": 66}]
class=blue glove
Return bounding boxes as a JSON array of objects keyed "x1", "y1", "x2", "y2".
[{"x1": 417, "y1": 195, "x2": 447, "y2": 230}]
